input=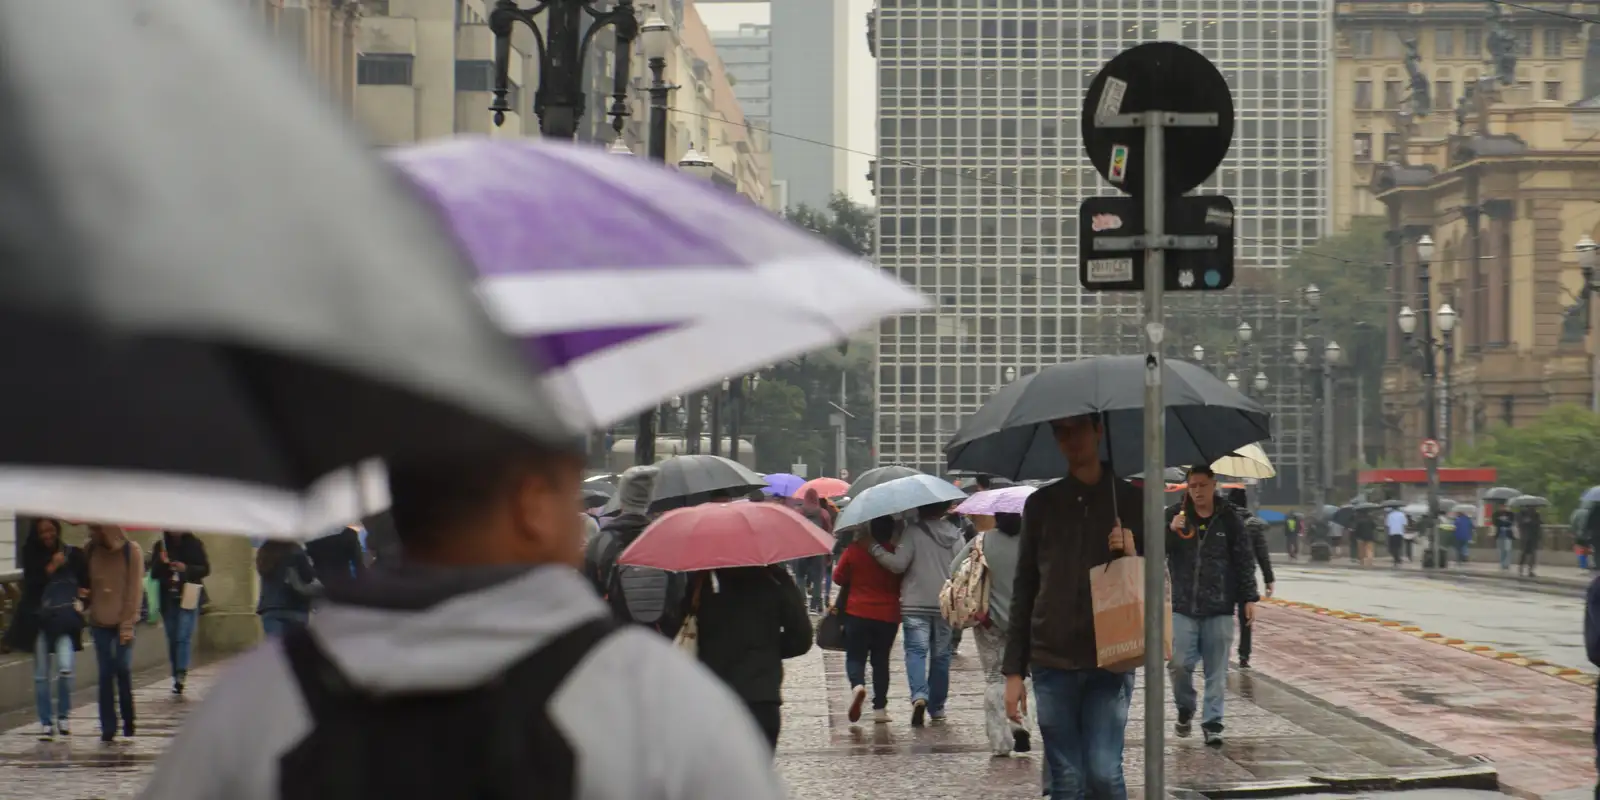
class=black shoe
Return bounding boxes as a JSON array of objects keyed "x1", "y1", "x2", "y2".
[
  {"x1": 911, "y1": 699, "x2": 927, "y2": 727},
  {"x1": 122, "y1": 721, "x2": 135, "y2": 738},
  {"x1": 100, "y1": 731, "x2": 114, "y2": 743},
  {"x1": 1238, "y1": 658, "x2": 1251, "y2": 669},
  {"x1": 1202, "y1": 721, "x2": 1224, "y2": 747},
  {"x1": 1175, "y1": 708, "x2": 1194, "y2": 737},
  {"x1": 1013, "y1": 729, "x2": 1032, "y2": 753}
]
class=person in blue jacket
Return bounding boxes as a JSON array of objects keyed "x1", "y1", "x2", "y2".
[{"x1": 1584, "y1": 573, "x2": 1600, "y2": 797}]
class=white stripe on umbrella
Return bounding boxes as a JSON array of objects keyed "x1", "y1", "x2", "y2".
[
  {"x1": 0, "y1": 460, "x2": 389, "y2": 540},
  {"x1": 481, "y1": 257, "x2": 926, "y2": 428}
]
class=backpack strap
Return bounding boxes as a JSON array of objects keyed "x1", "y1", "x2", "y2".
[{"x1": 280, "y1": 627, "x2": 367, "y2": 799}]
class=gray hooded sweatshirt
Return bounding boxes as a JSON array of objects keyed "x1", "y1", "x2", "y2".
[
  {"x1": 137, "y1": 564, "x2": 786, "y2": 800},
  {"x1": 868, "y1": 516, "x2": 963, "y2": 617}
]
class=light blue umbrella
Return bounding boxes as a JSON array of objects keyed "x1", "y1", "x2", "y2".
[
  {"x1": 835, "y1": 474, "x2": 968, "y2": 530},
  {"x1": 1581, "y1": 485, "x2": 1600, "y2": 505}
]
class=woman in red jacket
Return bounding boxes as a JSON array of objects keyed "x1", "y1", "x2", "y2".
[{"x1": 833, "y1": 514, "x2": 904, "y2": 725}]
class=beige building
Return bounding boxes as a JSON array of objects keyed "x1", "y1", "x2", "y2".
[
  {"x1": 1374, "y1": 96, "x2": 1600, "y2": 464},
  {"x1": 249, "y1": 0, "x2": 363, "y2": 111},
  {"x1": 1332, "y1": 0, "x2": 1590, "y2": 232}
]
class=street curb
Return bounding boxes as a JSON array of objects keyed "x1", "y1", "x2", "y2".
[
  {"x1": 1189, "y1": 765, "x2": 1500, "y2": 798},
  {"x1": 1264, "y1": 598, "x2": 1598, "y2": 687},
  {"x1": 1278, "y1": 555, "x2": 1591, "y2": 593}
]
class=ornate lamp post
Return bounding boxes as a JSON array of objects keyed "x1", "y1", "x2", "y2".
[
  {"x1": 1578, "y1": 234, "x2": 1599, "y2": 412},
  {"x1": 729, "y1": 371, "x2": 761, "y2": 464},
  {"x1": 489, "y1": 0, "x2": 639, "y2": 139},
  {"x1": 1396, "y1": 232, "x2": 1450, "y2": 568}
]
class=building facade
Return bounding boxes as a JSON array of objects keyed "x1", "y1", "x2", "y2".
[
  {"x1": 1332, "y1": 0, "x2": 1591, "y2": 233},
  {"x1": 711, "y1": 23, "x2": 773, "y2": 134},
  {"x1": 872, "y1": 0, "x2": 1332, "y2": 484},
  {"x1": 771, "y1": 0, "x2": 849, "y2": 209},
  {"x1": 250, "y1": 0, "x2": 362, "y2": 110}
]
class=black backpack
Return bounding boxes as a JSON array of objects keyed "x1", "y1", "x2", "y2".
[
  {"x1": 592, "y1": 530, "x2": 676, "y2": 630},
  {"x1": 278, "y1": 618, "x2": 617, "y2": 800}
]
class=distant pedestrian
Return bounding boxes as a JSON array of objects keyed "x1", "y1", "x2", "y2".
[
  {"x1": 834, "y1": 515, "x2": 903, "y2": 725},
  {"x1": 149, "y1": 530, "x2": 209, "y2": 695},
  {"x1": 1353, "y1": 509, "x2": 1378, "y2": 567},
  {"x1": 869, "y1": 501, "x2": 963, "y2": 726},
  {"x1": 2, "y1": 518, "x2": 86, "y2": 740},
  {"x1": 255, "y1": 540, "x2": 319, "y2": 638},
  {"x1": 1005, "y1": 414, "x2": 1143, "y2": 800},
  {"x1": 1227, "y1": 489, "x2": 1273, "y2": 669},
  {"x1": 305, "y1": 525, "x2": 365, "y2": 586},
  {"x1": 680, "y1": 565, "x2": 813, "y2": 752},
  {"x1": 141, "y1": 440, "x2": 787, "y2": 800},
  {"x1": 1285, "y1": 513, "x2": 1301, "y2": 561},
  {"x1": 1518, "y1": 507, "x2": 1543, "y2": 577},
  {"x1": 585, "y1": 465, "x2": 689, "y2": 637},
  {"x1": 84, "y1": 524, "x2": 143, "y2": 743},
  {"x1": 1166, "y1": 467, "x2": 1259, "y2": 747},
  {"x1": 793, "y1": 489, "x2": 833, "y2": 613},
  {"x1": 1493, "y1": 505, "x2": 1517, "y2": 570},
  {"x1": 1385, "y1": 507, "x2": 1407, "y2": 567},
  {"x1": 1452, "y1": 510, "x2": 1475, "y2": 563},
  {"x1": 951, "y1": 511, "x2": 1034, "y2": 756}
]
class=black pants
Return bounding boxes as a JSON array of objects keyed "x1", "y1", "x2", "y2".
[
  {"x1": 1286, "y1": 532, "x2": 1299, "y2": 560},
  {"x1": 1389, "y1": 535, "x2": 1405, "y2": 566},
  {"x1": 747, "y1": 701, "x2": 781, "y2": 753},
  {"x1": 844, "y1": 615, "x2": 898, "y2": 709},
  {"x1": 1235, "y1": 601, "x2": 1253, "y2": 663},
  {"x1": 1520, "y1": 547, "x2": 1539, "y2": 572}
]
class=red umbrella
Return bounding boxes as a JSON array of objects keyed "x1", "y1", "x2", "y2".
[
  {"x1": 617, "y1": 502, "x2": 833, "y2": 572},
  {"x1": 797, "y1": 477, "x2": 850, "y2": 498}
]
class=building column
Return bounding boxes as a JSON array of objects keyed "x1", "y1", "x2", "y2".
[{"x1": 194, "y1": 533, "x2": 261, "y2": 655}]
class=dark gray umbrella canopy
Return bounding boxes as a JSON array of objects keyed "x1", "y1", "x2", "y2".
[
  {"x1": 600, "y1": 455, "x2": 768, "y2": 514},
  {"x1": 945, "y1": 357, "x2": 1270, "y2": 480},
  {"x1": 1483, "y1": 487, "x2": 1522, "y2": 502},
  {"x1": 847, "y1": 465, "x2": 922, "y2": 499},
  {"x1": 0, "y1": 2, "x2": 571, "y2": 536}
]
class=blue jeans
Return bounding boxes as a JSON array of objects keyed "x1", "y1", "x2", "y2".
[
  {"x1": 260, "y1": 610, "x2": 309, "y2": 639},
  {"x1": 1033, "y1": 667, "x2": 1135, "y2": 800},
  {"x1": 33, "y1": 632, "x2": 73, "y2": 727},
  {"x1": 901, "y1": 613, "x2": 952, "y2": 714},
  {"x1": 90, "y1": 627, "x2": 134, "y2": 736},
  {"x1": 1170, "y1": 612, "x2": 1234, "y2": 727},
  {"x1": 162, "y1": 606, "x2": 198, "y2": 679},
  {"x1": 1498, "y1": 536, "x2": 1514, "y2": 569}
]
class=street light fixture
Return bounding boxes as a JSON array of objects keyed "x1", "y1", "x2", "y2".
[
  {"x1": 1435, "y1": 303, "x2": 1458, "y2": 334},
  {"x1": 488, "y1": 0, "x2": 639, "y2": 138},
  {"x1": 641, "y1": 12, "x2": 671, "y2": 61},
  {"x1": 1004, "y1": 366, "x2": 1017, "y2": 383},
  {"x1": 1192, "y1": 344, "x2": 1205, "y2": 362},
  {"x1": 1397, "y1": 305, "x2": 1418, "y2": 336},
  {"x1": 1304, "y1": 283, "x2": 1322, "y2": 310},
  {"x1": 1253, "y1": 372, "x2": 1269, "y2": 392},
  {"x1": 607, "y1": 137, "x2": 633, "y2": 156},
  {"x1": 1225, "y1": 372, "x2": 1240, "y2": 390},
  {"x1": 679, "y1": 144, "x2": 715, "y2": 180},
  {"x1": 1236, "y1": 321, "x2": 1253, "y2": 343},
  {"x1": 1324, "y1": 340, "x2": 1342, "y2": 365},
  {"x1": 1292, "y1": 341, "x2": 1309, "y2": 364},
  {"x1": 1416, "y1": 233, "x2": 1435, "y2": 263}
]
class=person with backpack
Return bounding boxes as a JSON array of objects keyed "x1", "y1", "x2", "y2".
[
  {"x1": 833, "y1": 515, "x2": 903, "y2": 725},
  {"x1": 149, "y1": 530, "x2": 210, "y2": 695},
  {"x1": 256, "y1": 540, "x2": 320, "y2": 638},
  {"x1": 306, "y1": 524, "x2": 366, "y2": 585},
  {"x1": 1225, "y1": 488, "x2": 1274, "y2": 670},
  {"x1": 584, "y1": 465, "x2": 688, "y2": 638},
  {"x1": 867, "y1": 501, "x2": 963, "y2": 726},
  {"x1": 139, "y1": 438, "x2": 787, "y2": 800},
  {"x1": 84, "y1": 524, "x2": 145, "y2": 743},
  {"x1": 948, "y1": 511, "x2": 1033, "y2": 757},
  {"x1": 2, "y1": 518, "x2": 87, "y2": 740},
  {"x1": 679, "y1": 564, "x2": 813, "y2": 751}
]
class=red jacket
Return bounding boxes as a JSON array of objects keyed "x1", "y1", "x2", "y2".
[{"x1": 832, "y1": 541, "x2": 902, "y2": 623}]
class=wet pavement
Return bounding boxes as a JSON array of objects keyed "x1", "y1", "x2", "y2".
[
  {"x1": 1271, "y1": 563, "x2": 1594, "y2": 674},
  {"x1": 1280, "y1": 551, "x2": 1594, "y2": 591},
  {"x1": 1248, "y1": 602, "x2": 1597, "y2": 799},
  {"x1": 774, "y1": 621, "x2": 1484, "y2": 799}
]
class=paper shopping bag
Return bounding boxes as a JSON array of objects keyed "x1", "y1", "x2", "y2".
[
  {"x1": 1090, "y1": 556, "x2": 1172, "y2": 672},
  {"x1": 180, "y1": 582, "x2": 203, "y2": 611}
]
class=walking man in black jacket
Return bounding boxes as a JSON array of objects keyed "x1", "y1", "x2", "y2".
[
  {"x1": 1166, "y1": 467, "x2": 1259, "y2": 747},
  {"x1": 1226, "y1": 488, "x2": 1274, "y2": 669}
]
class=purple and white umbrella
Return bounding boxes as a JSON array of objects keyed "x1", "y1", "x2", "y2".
[
  {"x1": 955, "y1": 485, "x2": 1037, "y2": 516},
  {"x1": 387, "y1": 137, "x2": 926, "y2": 428}
]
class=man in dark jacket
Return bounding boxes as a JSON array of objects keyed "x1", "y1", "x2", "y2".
[
  {"x1": 584, "y1": 465, "x2": 687, "y2": 637},
  {"x1": 1166, "y1": 467, "x2": 1260, "y2": 746},
  {"x1": 1226, "y1": 488, "x2": 1274, "y2": 669},
  {"x1": 306, "y1": 525, "x2": 366, "y2": 585},
  {"x1": 1584, "y1": 573, "x2": 1600, "y2": 795},
  {"x1": 149, "y1": 531, "x2": 210, "y2": 695},
  {"x1": 1003, "y1": 414, "x2": 1144, "y2": 800}
]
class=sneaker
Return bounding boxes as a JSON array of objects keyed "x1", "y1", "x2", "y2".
[
  {"x1": 928, "y1": 712, "x2": 947, "y2": 725},
  {"x1": 911, "y1": 699, "x2": 927, "y2": 727},
  {"x1": 1174, "y1": 708, "x2": 1194, "y2": 737},
  {"x1": 1238, "y1": 658, "x2": 1251, "y2": 669},
  {"x1": 56, "y1": 719, "x2": 69, "y2": 736},
  {"x1": 1013, "y1": 729, "x2": 1032, "y2": 753},
  {"x1": 1202, "y1": 722, "x2": 1224, "y2": 747},
  {"x1": 38, "y1": 723, "x2": 53, "y2": 741},
  {"x1": 873, "y1": 708, "x2": 890, "y2": 724},
  {"x1": 847, "y1": 685, "x2": 866, "y2": 723},
  {"x1": 173, "y1": 681, "x2": 184, "y2": 695}
]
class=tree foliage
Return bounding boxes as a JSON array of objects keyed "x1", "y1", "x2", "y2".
[
  {"x1": 1449, "y1": 404, "x2": 1600, "y2": 519},
  {"x1": 784, "y1": 193, "x2": 874, "y2": 257}
]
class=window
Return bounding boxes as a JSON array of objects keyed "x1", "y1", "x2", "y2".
[
  {"x1": 1514, "y1": 28, "x2": 1533, "y2": 57},
  {"x1": 1435, "y1": 28, "x2": 1454, "y2": 57},
  {"x1": 1435, "y1": 80, "x2": 1454, "y2": 109},
  {"x1": 1383, "y1": 132, "x2": 1401, "y2": 160},
  {"x1": 1383, "y1": 79, "x2": 1403, "y2": 108},
  {"x1": 1350, "y1": 28, "x2": 1373, "y2": 56},
  {"x1": 1380, "y1": 31, "x2": 1403, "y2": 58},
  {"x1": 1354, "y1": 80, "x2": 1373, "y2": 109},
  {"x1": 1464, "y1": 27, "x2": 1481, "y2": 57},
  {"x1": 455, "y1": 60, "x2": 494, "y2": 92},
  {"x1": 1544, "y1": 80, "x2": 1563, "y2": 101},
  {"x1": 357, "y1": 53, "x2": 413, "y2": 86},
  {"x1": 1354, "y1": 133, "x2": 1373, "y2": 161},
  {"x1": 1543, "y1": 28, "x2": 1564, "y2": 58}
]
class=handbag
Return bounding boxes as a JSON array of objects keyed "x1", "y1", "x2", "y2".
[
  {"x1": 674, "y1": 574, "x2": 705, "y2": 656},
  {"x1": 815, "y1": 568, "x2": 851, "y2": 652}
]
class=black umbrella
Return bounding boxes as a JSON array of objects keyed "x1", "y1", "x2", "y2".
[
  {"x1": 1483, "y1": 487, "x2": 1522, "y2": 502},
  {"x1": 957, "y1": 475, "x2": 1017, "y2": 494},
  {"x1": 945, "y1": 357, "x2": 1271, "y2": 480},
  {"x1": 581, "y1": 482, "x2": 616, "y2": 509},
  {"x1": 0, "y1": 2, "x2": 570, "y2": 537},
  {"x1": 600, "y1": 455, "x2": 768, "y2": 513},
  {"x1": 847, "y1": 465, "x2": 922, "y2": 499},
  {"x1": 1130, "y1": 467, "x2": 1189, "y2": 484}
]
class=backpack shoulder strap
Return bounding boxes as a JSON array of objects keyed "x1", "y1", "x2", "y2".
[{"x1": 280, "y1": 628, "x2": 367, "y2": 800}]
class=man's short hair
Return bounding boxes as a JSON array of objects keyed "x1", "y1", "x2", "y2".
[{"x1": 387, "y1": 440, "x2": 577, "y2": 549}]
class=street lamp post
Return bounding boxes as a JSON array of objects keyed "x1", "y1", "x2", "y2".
[
  {"x1": 709, "y1": 376, "x2": 730, "y2": 457},
  {"x1": 642, "y1": 14, "x2": 673, "y2": 163},
  {"x1": 1579, "y1": 234, "x2": 1600, "y2": 413},
  {"x1": 489, "y1": 0, "x2": 639, "y2": 138},
  {"x1": 729, "y1": 372, "x2": 760, "y2": 463},
  {"x1": 1397, "y1": 233, "x2": 1448, "y2": 569},
  {"x1": 1236, "y1": 320, "x2": 1253, "y2": 396}
]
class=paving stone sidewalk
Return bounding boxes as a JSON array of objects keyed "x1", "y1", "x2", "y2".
[{"x1": 1277, "y1": 552, "x2": 1594, "y2": 591}]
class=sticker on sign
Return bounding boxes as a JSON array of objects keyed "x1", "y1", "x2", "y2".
[
  {"x1": 1091, "y1": 213, "x2": 1122, "y2": 232},
  {"x1": 1096, "y1": 77, "x2": 1128, "y2": 122},
  {"x1": 1108, "y1": 144, "x2": 1129, "y2": 183},
  {"x1": 1086, "y1": 258, "x2": 1135, "y2": 283}
]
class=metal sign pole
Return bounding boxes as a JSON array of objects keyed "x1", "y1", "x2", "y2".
[{"x1": 1139, "y1": 109, "x2": 1168, "y2": 800}]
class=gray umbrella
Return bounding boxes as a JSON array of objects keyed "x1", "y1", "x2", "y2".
[
  {"x1": 1483, "y1": 487, "x2": 1523, "y2": 502},
  {"x1": 945, "y1": 356, "x2": 1271, "y2": 479},
  {"x1": 835, "y1": 474, "x2": 969, "y2": 530},
  {"x1": 600, "y1": 455, "x2": 768, "y2": 513},
  {"x1": 847, "y1": 465, "x2": 922, "y2": 499},
  {"x1": 1508, "y1": 495, "x2": 1550, "y2": 509},
  {"x1": 0, "y1": 1, "x2": 569, "y2": 538}
]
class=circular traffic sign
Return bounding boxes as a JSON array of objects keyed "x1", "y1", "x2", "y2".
[
  {"x1": 1080, "y1": 42, "x2": 1235, "y2": 197},
  {"x1": 1419, "y1": 439, "x2": 1441, "y2": 459}
]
